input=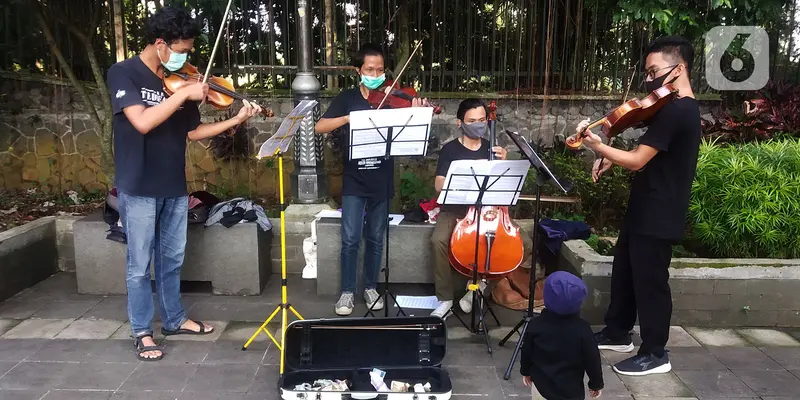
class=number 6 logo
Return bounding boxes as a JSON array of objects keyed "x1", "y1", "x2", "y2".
[{"x1": 705, "y1": 26, "x2": 769, "y2": 91}]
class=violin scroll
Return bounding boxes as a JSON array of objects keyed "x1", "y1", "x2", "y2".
[{"x1": 564, "y1": 118, "x2": 605, "y2": 149}]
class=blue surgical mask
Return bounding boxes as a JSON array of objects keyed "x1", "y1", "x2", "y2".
[
  {"x1": 361, "y1": 74, "x2": 386, "y2": 90},
  {"x1": 159, "y1": 44, "x2": 187, "y2": 72}
]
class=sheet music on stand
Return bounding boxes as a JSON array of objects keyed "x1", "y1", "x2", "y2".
[
  {"x1": 348, "y1": 107, "x2": 434, "y2": 160},
  {"x1": 256, "y1": 100, "x2": 318, "y2": 158},
  {"x1": 437, "y1": 159, "x2": 531, "y2": 206},
  {"x1": 505, "y1": 130, "x2": 571, "y2": 193}
]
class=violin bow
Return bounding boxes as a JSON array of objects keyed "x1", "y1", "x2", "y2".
[
  {"x1": 594, "y1": 61, "x2": 639, "y2": 168},
  {"x1": 621, "y1": 60, "x2": 639, "y2": 105},
  {"x1": 203, "y1": 0, "x2": 235, "y2": 84},
  {"x1": 377, "y1": 35, "x2": 426, "y2": 109}
]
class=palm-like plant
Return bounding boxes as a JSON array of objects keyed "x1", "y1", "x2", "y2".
[{"x1": 689, "y1": 138, "x2": 800, "y2": 258}]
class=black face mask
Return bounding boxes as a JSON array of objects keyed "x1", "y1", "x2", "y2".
[{"x1": 644, "y1": 65, "x2": 678, "y2": 92}]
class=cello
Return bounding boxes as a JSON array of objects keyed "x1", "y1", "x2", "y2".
[{"x1": 448, "y1": 101, "x2": 526, "y2": 280}]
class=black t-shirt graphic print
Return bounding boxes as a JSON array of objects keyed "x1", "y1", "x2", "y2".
[{"x1": 107, "y1": 56, "x2": 201, "y2": 198}]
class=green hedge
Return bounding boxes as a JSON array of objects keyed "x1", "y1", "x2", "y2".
[{"x1": 688, "y1": 138, "x2": 800, "y2": 259}]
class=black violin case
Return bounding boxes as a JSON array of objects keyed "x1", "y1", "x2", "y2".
[{"x1": 279, "y1": 316, "x2": 453, "y2": 399}]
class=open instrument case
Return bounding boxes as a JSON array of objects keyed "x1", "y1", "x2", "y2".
[{"x1": 279, "y1": 316, "x2": 452, "y2": 399}]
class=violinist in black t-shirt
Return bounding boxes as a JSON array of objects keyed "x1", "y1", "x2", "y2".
[
  {"x1": 576, "y1": 36, "x2": 701, "y2": 377},
  {"x1": 107, "y1": 6, "x2": 262, "y2": 363},
  {"x1": 315, "y1": 43, "x2": 428, "y2": 316},
  {"x1": 428, "y1": 98, "x2": 535, "y2": 319}
]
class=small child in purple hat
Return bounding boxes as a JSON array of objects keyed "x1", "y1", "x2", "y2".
[{"x1": 520, "y1": 271, "x2": 604, "y2": 399}]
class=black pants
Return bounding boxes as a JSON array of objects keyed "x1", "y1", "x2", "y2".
[{"x1": 602, "y1": 229, "x2": 673, "y2": 358}]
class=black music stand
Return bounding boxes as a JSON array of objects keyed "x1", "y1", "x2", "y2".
[
  {"x1": 498, "y1": 129, "x2": 572, "y2": 380},
  {"x1": 347, "y1": 107, "x2": 434, "y2": 318},
  {"x1": 438, "y1": 158, "x2": 530, "y2": 354}
]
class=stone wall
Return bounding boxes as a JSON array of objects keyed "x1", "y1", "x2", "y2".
[{"x1": 0, "y1": 75, "x2": 721, "y2": 201}]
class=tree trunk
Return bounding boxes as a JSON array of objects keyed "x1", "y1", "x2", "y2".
[
  {"x1": 31, "y1": 0, "x2": 100, "y2": 125},
  {"x1": 83, "y1": 41, "x2": 115, "y2": 181},
  {"x1": 33, "y1": 0, "x2": 115, "y2": 185},
  {"x1": 324, "y1": 0, "x2": 337, "y2": 89},
  {"x1": 393, "y1": 1, "x2": 411, "y2": 80},
  {"x1": 112, "y1": 0, "x2": 126, "y2": 62}
]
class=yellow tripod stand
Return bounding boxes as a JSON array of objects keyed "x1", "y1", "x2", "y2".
[{"x1": 241, "y1": 149, "x2": 303, "y2": 376}]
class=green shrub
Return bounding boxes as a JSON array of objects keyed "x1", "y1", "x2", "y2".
[
  {"x1": 585, "y1": 234, "x2": 616, "y2": 256},
  {"x1": 397, "y1": 170, "x2": 435, "y2": 212},
  {"x1": 517, "y1": 139, "x2": 634, "y2": 232},
  {"x1": 688, "y1": 138, "x2": 800, "y2": 259}
]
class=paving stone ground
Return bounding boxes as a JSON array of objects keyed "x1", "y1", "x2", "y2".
[{"x1": 1, "y1": 272, "x2": 800, "y2": 399}]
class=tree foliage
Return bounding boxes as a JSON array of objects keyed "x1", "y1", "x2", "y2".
[{"x1": 609, "y1": 0, "x2": 789, "y2": 36}]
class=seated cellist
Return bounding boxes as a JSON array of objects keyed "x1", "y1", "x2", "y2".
[{"x1": 429, "y1": 98, "x2": 536, "y2": 319}]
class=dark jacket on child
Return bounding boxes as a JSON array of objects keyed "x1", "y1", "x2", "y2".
[{"x1": 520, "y1": 308, "x2": 604, "y2": 399}]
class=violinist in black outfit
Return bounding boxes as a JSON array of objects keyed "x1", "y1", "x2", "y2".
[
  {"x1": 576, "y1": 36, "x2": 701, "y2": 376},
  {"x1": 315, "y1": 43, "x2": 428, "y2": 317}
]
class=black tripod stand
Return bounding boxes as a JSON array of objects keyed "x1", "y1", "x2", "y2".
[
  {"x1": 446, "y1": 168, "x2": 502, "y2": 354},
  {"x1": 354, "y1": 112, "x2": 431, "y2": 318},
  {"x1": 364, "y1": 150, "x2": 407, "y2": 318},
  {"x1": 498, "y1": 130, "x2": 571, "y2": 380}
]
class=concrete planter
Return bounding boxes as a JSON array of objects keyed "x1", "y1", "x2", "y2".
[
  {"x1": 73, "y1": 213, "x2": 276, "y2": 295},
  {"x1": 558, "y1": 239, "x2": 800, "y2": 327},
  {"x1": 0, "y1": 217, "x2": 59, "y2": 302},
  {"x1": 1, "y1": 212, "x2": 312, "y2": 298}
]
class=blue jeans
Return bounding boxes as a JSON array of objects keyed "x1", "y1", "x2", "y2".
[
  {"x1": 118, "y1": 191, "x2": 189, "y2": 338},
  {"x1": 340, "y1": 195, "x2": 388, "y2": 294}
]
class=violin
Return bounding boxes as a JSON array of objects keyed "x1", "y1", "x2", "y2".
[
  {"x1": 367, "y1": 79, "x2": 442, "y2": 114},
  {"x1": 565, "y1": 83, "x2": 678, "y2": 149},
  {"x1": 448, "y1": 100, "x2": 526, "y2": 280},
  {"x1": 163, "y1": 63, "x2": 274, "y2": 118},
  {"x1": 366, "y1": 38, "x2": 442, "y2": 114}
]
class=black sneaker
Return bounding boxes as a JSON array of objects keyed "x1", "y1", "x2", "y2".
[
  {"x1": 593, "y1": 331, "x2": 634, "y2": 353},
  {"x1": 613, "y1": 352, "x2": 672, "y2": 376}
]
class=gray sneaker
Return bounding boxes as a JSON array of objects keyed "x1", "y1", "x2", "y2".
[
  {"x1": 364, "y1": 289, "x2": 384, "y2": 311},
  {"x1": 335, "y1": 292, "x2": 354, "y2": 316},
  {"x1": 431, "y1": 300, "x2": 453, "y2": 320}
]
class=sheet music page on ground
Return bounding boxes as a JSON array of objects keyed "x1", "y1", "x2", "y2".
[
  {"x1": 436, "y1": 159, "x2": 531, "y2": 206},
  {"x1": 348, "y1": 107, "x2": 434, "y2": 160},
  {"x1": 256, "y1": 100, "x2": 317, "y2": 159}
]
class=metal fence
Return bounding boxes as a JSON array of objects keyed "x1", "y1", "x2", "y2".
[
  {"x1": 4, "y1": 0, "x2": 800, "y2": 95},
  {"x1": 196, "y1": 0, "x2": 689, "y2": 94}
]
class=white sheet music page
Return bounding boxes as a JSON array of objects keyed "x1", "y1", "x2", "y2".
[
  {"x1": 436, "y1": 159, "x2": 530, "y2": 206},
  {"x1": 256, "y1": 100, "x2": 317, "y2": 159},
  {"x1": 348, "y1": 107, "x2": 434, "y2": 160}
]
